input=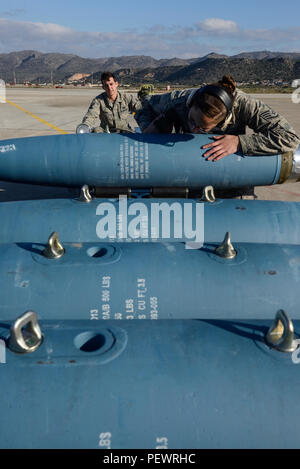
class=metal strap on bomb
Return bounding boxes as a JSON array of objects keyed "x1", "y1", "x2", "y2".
[
  {"x1": 78, "y1": 185, "x2": 216, "y2": 200},
  {"x1": 278, "y1": 151, "x2": 294, "y2": 184},
  {"x1": 151, "y1": 187, "x2": 189, "y2": 198},
  {"x1": 94, "y1": 186, "x2": 132, "y2": 198}
]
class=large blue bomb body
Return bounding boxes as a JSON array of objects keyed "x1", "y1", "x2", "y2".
[
  {"x1": 1, "y1": 197, "x2": 300, "y2": 245},
  {"x1": 0, "y1": 133, "x2": 288, "y2": 188},
  {"x1": 1, "y1": 241, "x2": 300, "y2": 321},
  {"x1": 1, "y1": 134, "x2": 300, "y2": 450},
  {"x1": 1, "y1": 319, "x2": 300, "y2": 449}
]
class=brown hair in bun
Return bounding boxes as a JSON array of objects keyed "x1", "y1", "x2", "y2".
[
  {"x1": 192, "y1": 74, "x2": 236, "y2": 121},
  {"x1": 217, "y1": 75, "x2": 236, "y2": 95}
]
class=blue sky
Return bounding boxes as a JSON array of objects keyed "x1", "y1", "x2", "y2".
[{"x1": 1, "y1": 0, "x2": 300, "y2": 58}]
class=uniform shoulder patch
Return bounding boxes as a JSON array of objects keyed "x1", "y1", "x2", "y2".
[{"x1": 259, "y1": 108, "x2": 278, "y2": 121}]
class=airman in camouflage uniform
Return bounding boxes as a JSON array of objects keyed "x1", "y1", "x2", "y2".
[
  {"x1": 135, "y1": 88, "x2": 300, "y2": 156},
  {"x1": 81, "y1": 72, "x2": 141, "y2": 133}
]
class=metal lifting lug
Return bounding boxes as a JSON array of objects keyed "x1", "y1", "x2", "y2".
[
  {"x1": 79, "y1": 184, "x2": 93, "y2": 203},
  {"x1": 201, "y1": 185, "x2": 216, "y2": 203},
  {"x1": 265, "y1": 310, "x2": 298, "y2": 353},
  {"x1": 43, "y1": 232, "x2": 65, "y2": 259},
  {"x1": 215, "y1": 232, "x2": 237, "y2": 259},
  {"x1": 8, "y1": 311, "x2": 43, "y2": 354}
]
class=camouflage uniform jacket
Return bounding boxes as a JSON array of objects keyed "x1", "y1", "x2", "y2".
[
  {"x1": 135, "y1": 88, "x2": 300, "y2": 155},
  {"x1": 82, "y1": 91, "x2": 142, "y2": 133}
]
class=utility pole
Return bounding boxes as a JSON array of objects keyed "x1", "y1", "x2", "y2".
[{"x1": 13, "y1": 70, "x2": 16, "y2": 85}]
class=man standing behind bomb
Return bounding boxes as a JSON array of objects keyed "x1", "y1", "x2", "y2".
[{"x1": 80, "y1": 72, "x2": 141, "y2": 133}]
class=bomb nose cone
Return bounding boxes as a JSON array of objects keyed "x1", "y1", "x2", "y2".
[
  {"x1": 282, "y1": 146, "x2": 300, "y2": 182},
  {"x1": 292, "y1": 145, "x2": 300, "y2": 180}
]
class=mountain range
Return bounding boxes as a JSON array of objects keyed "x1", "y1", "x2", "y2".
[{"x1": 1, "y1": 50, "x2": 300, "y2": 84}]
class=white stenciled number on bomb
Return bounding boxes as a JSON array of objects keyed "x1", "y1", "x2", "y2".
[
  {"x1": 90, "y1": 309, "x2": 99, "y2": 320},
  {"x1": 99, "y1": 432, "x2": 112, "y2": 448},
  {"x1": 155, "y1": 436, "x2": 168, "y2": 449}
]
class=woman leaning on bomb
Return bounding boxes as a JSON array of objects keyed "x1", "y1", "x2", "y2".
[{"x1": 135, "y1": 75, "x2": 300, "y2": 161}]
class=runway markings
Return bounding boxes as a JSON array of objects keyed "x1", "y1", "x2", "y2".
[{"x1": 3, "y1": 98, "x2": 68, "y2": 134}]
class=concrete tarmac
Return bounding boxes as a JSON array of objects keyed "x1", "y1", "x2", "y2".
[{"x1": 0, "y1": 87, "x2": 300, "y2": 201}]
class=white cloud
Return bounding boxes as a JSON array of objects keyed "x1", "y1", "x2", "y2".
[
  {"x1": 0, "y1": 17, "x2": 299, "y2": 58},
  {"x1": 242, "y1": 27, "x2": 300, "y2": 43},
  {"x1": 198, "y1": 18, "x2": 239, "y2": 34}
]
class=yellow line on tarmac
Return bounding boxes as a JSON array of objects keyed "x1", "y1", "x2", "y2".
[{"x1": 3, "y1": 98, "x2": 68, "y2": 134}]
